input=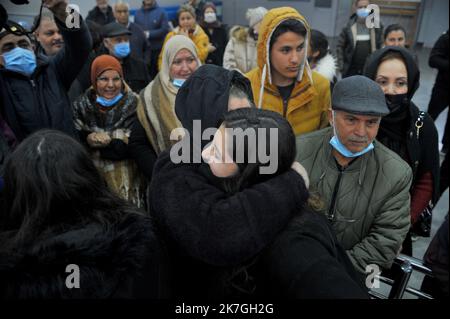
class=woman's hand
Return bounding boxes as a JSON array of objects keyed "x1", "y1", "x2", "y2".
[
  {"x1": 178, "y1": 28, "x2": 190, "y2": 37},
  {"x1": 42, "y1": 0, "x2": 69, "y2": 22},
  {"x1": 207, "y1": 43, "x2": 216, "y2": 53},
  {"x1": 87, "y1": 132, "x2": 111, "y2": 148}
]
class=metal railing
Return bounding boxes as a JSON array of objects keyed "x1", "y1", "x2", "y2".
[{"x1": 369, "y1": 254, "x2": 434, "y2": 299}]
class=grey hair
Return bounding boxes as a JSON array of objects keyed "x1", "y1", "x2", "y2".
[
  {"x1": 33, "y1": 8, "x2": 54, "y2": 30},
  {"x1": 228, "y1": 85, "x2": 254, "y2": 107},
  {"x1": 114, "y1": 1, "x2": 130, "y2": 10}
]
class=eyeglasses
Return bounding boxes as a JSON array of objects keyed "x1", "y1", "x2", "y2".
[{"x1": 96, "y1": 76, "x2": 122, "y2": 85}]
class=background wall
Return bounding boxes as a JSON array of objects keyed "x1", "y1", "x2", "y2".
[{"x1": 2, "y1": 0, "x2": 448, "y2": 47}]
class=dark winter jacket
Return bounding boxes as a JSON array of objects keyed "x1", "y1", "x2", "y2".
[
  {"x1": 336, "y1": 14, "x2": 383, "y2": 76},
  {"x1": 258, "y1": 210, "x2": 369, "y2": 299},
  {"x1": 0, "y1": 213, "x2": 169, "y2": 299},
  {"x1": 128, "y1": 22, "x2": 150, "y2": 65},
  {"x1": 121, "y1": 55, "x2": 152, "y2": 93},
  {"x1": 429, "y1": 30, "x2": 449, "y2": 88},
  {"x1": 364, "y1": 46, "x2": 440, "y2": 220},
  {"x1": 86, "y1": 5, "x2": 115, "y2": 26},
  {"x1": 134, "y1": 3, "x2": 169, "y2": 51},
  {"x1": 0, "y1": 18, "x2": 92, "y2": 142},
  {"x1": 202, "y1": 24, "x2": 228, "y2": 66}
]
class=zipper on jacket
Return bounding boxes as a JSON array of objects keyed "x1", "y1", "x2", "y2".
[{"x1": 328, "y1": 167, "x2": 344, "y2": 222}]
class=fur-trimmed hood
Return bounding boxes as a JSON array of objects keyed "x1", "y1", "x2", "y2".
[
  {"x1": 0, "y1": 213, "x2": 164, "y2": 299},
  {"x1": 229, "y1": 26, "x2": 251, "y2": 43},
  {"x1": 313, "y1": 53, "x2": 337, "y2": 83}
]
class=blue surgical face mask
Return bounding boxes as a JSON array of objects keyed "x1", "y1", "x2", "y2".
[
  {"x1": 356, "y1": 8, "x2": 370, "y2": 19},
  {"x1": 329, "y1": 112, "x2": 375, "y2": 158},
  {"x1": 2, "y1": 47, "x2": 37, "y2": 76},
  {"x1": 96, "y1": 93, "x2": 123, "y2": 107},
  {"x1": 113, "y1": 42, "x2": 130, "y2": 58},
  {"x1": 172, "y1": 78, "x2": 186, "y2": 88}
]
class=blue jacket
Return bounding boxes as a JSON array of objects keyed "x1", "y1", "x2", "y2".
[{"x1": 134, "y1": 3, "x2": 169, "y2": 50}]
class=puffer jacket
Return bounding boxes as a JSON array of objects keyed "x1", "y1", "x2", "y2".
[
  {"x1": 157, "y1": 25, "x2": 210, "y2": 70},
  {"x1": 296, "y1": 127, "x2": 412, "y2": 273},
  {"x1": 223, "y1": 26, "x2": 258, "y2": 74},
  {"x1": 245, "y1": 7, "x2": 331, "y2": 136},
  {"x1": 336, "y1": 14, "x2": 383, "y2": 76}
]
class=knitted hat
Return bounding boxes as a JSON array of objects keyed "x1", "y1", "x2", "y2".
[
  {"x1": 246, "y1": 7, "x2": 268, "y2": 28},
  {"x1": 90, "y1": 54, "x2": 123, "y2": 88}
]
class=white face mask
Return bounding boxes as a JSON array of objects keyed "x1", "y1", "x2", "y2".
[{"x1": 204, "y1": 12, "x2": 217, "y2": 23}]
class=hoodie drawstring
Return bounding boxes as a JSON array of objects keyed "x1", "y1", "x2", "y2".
[{"x1": 258, "y1": 64, "x2": 267, "y2": 109}]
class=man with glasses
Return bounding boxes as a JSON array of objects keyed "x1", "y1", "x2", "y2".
[{"x1": 0, "y1": 0, "x2": 92, "y2": 142}]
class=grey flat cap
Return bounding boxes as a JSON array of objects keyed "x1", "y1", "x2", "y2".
[
  {"x1": 332, "y1": 75, "x2": 389, "y2": 116},
  {"x1": 102, "y1": 22, "x2": 132, "y2": 38}
]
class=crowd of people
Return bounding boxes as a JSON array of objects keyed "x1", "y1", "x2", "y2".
[{"x1": 0, "y1": 0, "x2": 448, "y2": 299}]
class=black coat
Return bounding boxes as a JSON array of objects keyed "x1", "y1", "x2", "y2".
[
  {"x1": 203, "y1": 25, "x2": 228, "y2": 66},
  {"x1": 128, "y1": 117, "x2": 157, "y2": 181},
  {"x1": 0, "y1": 213, "x2": 169, "y2": 299},
  {"x1": 86, "y1": 6, "x2": 115, "y2": 26},
  {"x1": 121, "y1": 55, "x2": 151, "y2": 94},
  {"x1": 150, "y1": 151, "x2": 309, "y2": 298},
  {"x1": 97, "y1": 46, "x2": 152, "y2": 94},
  {"x1": 258, "y1": 210, "x2": 369, "y2": 299},
  {"x1": 150, "y1": 65, "x2": 278, "y2": 298},
  {"x1": 364, "y1": 46, "x2": 441, "y2": 203},
  {"x1": 128, "y1": 22, "x2": 150, "y2": 65},
  {"x1": 429, "y1": 30, "x2": 449, "y2": 88},
  {"x1": 0, "y1": 18, "x2": 92, "y2": 142}
]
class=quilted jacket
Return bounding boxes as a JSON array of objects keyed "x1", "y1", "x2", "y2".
[{"x1": 296, "y1": 127, "x2": 412, "y2": 273}]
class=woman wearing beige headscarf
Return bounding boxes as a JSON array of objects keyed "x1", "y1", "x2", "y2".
[{"x1": 129, "y1": 35, "x2": 201, "y2": 181}]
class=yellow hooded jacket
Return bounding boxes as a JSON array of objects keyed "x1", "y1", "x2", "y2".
[{"x1": 245, "y1": 7, "x2": 331, "y2": 136}]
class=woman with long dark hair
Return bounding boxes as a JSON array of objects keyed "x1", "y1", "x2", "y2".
[{"x1": 0, "y1": 130, "x2": 168, "y2": 299}]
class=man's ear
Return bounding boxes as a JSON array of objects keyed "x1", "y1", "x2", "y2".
[{"x1": 328, "y1": 109, "x2": 333, "y2": 126}]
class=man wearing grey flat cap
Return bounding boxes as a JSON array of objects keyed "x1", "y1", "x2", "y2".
[
  {"x1": 101, "y1": 22, "x2": 151, "y2": 93},
  {"x1": 296, "y1": 75, "x2": 412, "y2": 276}
]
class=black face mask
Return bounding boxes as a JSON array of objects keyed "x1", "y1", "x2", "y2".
[{"x1": 385, "y1": 93, "x2": 409, "y2": 113}]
